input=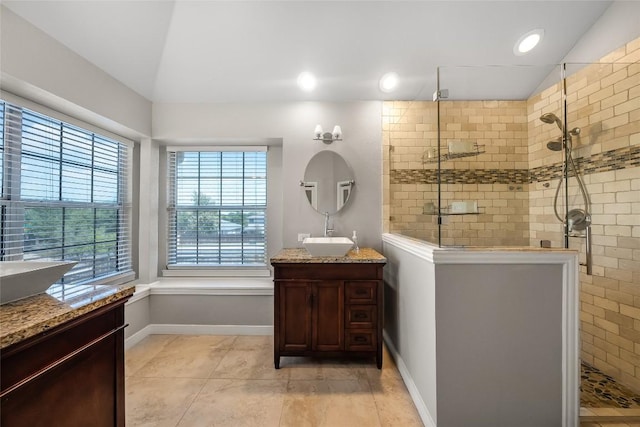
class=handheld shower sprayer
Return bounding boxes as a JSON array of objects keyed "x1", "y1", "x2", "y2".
[
  {"x1": 539, "y1": 112, "x2": 592, "y2": 274},
  {"x1": 539, "y1": 112, "x2": 564, "y2": 132}
]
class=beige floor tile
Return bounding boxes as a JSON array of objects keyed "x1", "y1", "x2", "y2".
[
  {"x1": 283, "y1": 357, "x2": 325, "y2": 380},
  {"x1": 365, "y1": 363, "x2": 403, "y2": 382},
  {"x1": 125, "y1": 336, "x2": 422, "y2": 427},
  {"x1": 126, "y1": 376, "x2": 206, "y2": 427},
  {"x1": 368, "y1": 370, "x2": 423, "y2": 427},
  {"x1": 281, "y1": 379, "x2": 381, "y2": 427},
  {"x1": 126, "y1": 334, "x2": 178, "y2": 377},
  {"x1": 133, "y1": 335, "x2": 235, "y2": 379},
  {"x1": 591, "y1": 408, "x2": 629, "y2": 416},
  {"x1": 231, "y1": 335, "x2": 273, "y2": 350},
  {"x1": 177, "y1": 379, "x2": 287, "y2": 427},
  {"x1": 581, "y1": 408, "x2": 598, "y2": 416},
  {"x1": 210, "y1": 347, "x2": 290, "y2": 380},
  {"x1": 318, "y1": 359, "x2": 370, "y2": 381},
  {"x1": 283, "y1": 357, "x2": 372, "y2": 381}
]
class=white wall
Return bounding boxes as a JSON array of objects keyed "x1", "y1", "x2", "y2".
[
  {"x1": 382, "y1": 237, "x2": 438, "y2": 426},
  {"x1": 534, "y1": 0, "x2": 640, "y2": 94},
  {"x1": 0, "y1": 6, "x2": 151, "y2": 139},
  {"x1": 562, "y1": 1, "x2": 640, "y2": 64},
  {"x1": 435, "y1": 264, "x2": 563, "y2": 427},
  {"x1": 153, "y1": 101, "x2": 383, "y2": 251},
  {"x1": 125, "y1": 295, "x2": 150, "y2": 340}
]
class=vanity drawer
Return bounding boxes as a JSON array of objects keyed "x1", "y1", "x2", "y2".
[
  {"x1": 345, "y1": 305, "x2": 376, "y2": 329},
  {"x1": 346, "y1": 329, "x2": 377, "y2": 352},
  {"x1": 345, "y1": 281, "x2": 377, "y2": 304}
]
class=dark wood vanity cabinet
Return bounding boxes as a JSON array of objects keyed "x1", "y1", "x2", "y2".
[
  {"x1": 1, "y1": 299, "x2": 129, "y2": 427},
  {"x1": 272, "y1": 261, "x2": 384, "y2": 369}
]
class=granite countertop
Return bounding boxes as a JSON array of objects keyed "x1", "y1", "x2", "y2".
[
  {"x1": 0, "y1": 283, "x2": 135, "y2": 349},
  {"x1": 271, "y1": 248, "x2": 386, "y2": 264}
]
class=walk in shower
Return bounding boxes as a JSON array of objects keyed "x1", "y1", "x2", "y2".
[{"x1": 383, "y1": 36, "x2": 640, "y2": 415}]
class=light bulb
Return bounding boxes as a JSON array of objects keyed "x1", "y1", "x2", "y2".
[
  {"x1": 297, "y1": 72, "x2": 317, "y2": 91},
  {"x1": 314, "y1": 125, "x2": 323, "y2": 139},
  {"x1": 514, "y1": 29, "x2": 544, "y2": 56},
  {"x1": 379, "y1": 72, "x2": 399, "y2": 93},
  {"x1": 332, "y1": 125, "x2": 342, "y2": 140}
]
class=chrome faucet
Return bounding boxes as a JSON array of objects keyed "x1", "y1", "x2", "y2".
[{"x1": 323, "y1": 212, "x2": 334, "y2": 237}]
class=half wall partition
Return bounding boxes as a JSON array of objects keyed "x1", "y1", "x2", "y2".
[{"x1": 383, "y1": 36, "x2": 640, "y2": 410}]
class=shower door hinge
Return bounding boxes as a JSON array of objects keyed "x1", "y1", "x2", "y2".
[{"x1": 433, "y1": 89, "x2": 449, "y2": 101}]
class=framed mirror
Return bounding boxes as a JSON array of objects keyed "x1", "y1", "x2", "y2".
[{"x1": 302, "y1": 151, "x2": 354, "y2": 214}]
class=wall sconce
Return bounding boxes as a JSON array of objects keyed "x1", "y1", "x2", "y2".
[{"x1": 313, "y1": 125, "x2": 342, "y2": 144}]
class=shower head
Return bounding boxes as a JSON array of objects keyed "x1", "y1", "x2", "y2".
[
  {"x1": 546, "y1": 138, "x2": 563, "y2": 151},
  {"x1": 540, "y1": 113, "x2": 564, "y2": 132}
]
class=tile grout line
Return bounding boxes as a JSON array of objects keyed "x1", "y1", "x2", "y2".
[
  {"x1": 172, "y1": 377, "x2": 210, "y2": 427},
  {"x1": 366, "y1": 372, "x2": 386, "y2": 427},
  {"x1": 173, "y1": 336, "x2": 237, "y2": 427}
]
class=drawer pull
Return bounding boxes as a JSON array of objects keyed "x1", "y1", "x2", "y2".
[
  {"x1": 353, "y1": 336, "x2": 368, "y2": 343},
  {"x1": 354, "y1": 312, "x2": 368, "y2": 320}
]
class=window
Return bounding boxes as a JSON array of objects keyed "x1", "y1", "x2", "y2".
[
  {"x1": 167, "y1": 148, "x2": 267, "y2": 267},
  {"x1": 0, "y1": 101, "x2": 132, "y2": 286}
]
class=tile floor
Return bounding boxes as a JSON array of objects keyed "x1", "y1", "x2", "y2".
[
  {"x1": 125, "y1": 334, "x2": 423, "y2": 427},
  {"x1": 582, "y1": 362, "x2": 640, "y2": 409},
  {"x1": 580, "y1": 362, "x2": 640, "y2": 426},
  {"x1": 127, "y1": 334, "x2": 640, "y2": 426}
]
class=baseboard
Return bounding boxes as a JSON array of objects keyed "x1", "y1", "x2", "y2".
[
  {"x1": 125, "y1": 323, "x2": 273, "y2": 350},
  {"x1": 383, "y1": 331, "x2": 436, "y2": 427},
  {"x1": 125, "y1": 324, "x2": 154, "y2": 350}
]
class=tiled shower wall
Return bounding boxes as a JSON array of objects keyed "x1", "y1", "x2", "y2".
[
  {"x1": 383, "y1": 100, "x2": 530, "y2": 246},
  {"x1": 528, "y1": 37, "x2": 640, "y2": 391},
  {"x1": 383, "y1": 36, "x2": 639, "y2": 391}
]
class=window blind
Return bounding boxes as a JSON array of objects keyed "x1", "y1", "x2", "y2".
[
  {"x1": 167, "y1": 150, "x2": 267, "y2": 267},
  {"x1": 0, "y1": 102, "x2": 4, "y2": 195},
  {"x1": 0, "y1": 101, "x2": 132, "y2": 286}
]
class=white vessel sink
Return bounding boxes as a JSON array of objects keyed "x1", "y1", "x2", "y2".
[
  {"x1": 303, "y1": 237, "x2": 354, "y2": 257},
  {"x1": 0, "y1": 261, "x2": 77, "y2": 304}
]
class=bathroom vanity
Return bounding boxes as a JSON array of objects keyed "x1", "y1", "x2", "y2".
[
  {"x1": 0, "y1": 283, "x2": 135, "y2": 427},
  {"x1": 271, "y1": 248, "x2": 386, "y2": 369}
]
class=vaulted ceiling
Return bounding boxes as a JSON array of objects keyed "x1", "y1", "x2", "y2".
[{"x1": 3, "y1": 1, "x2": 613, "y2": 103}]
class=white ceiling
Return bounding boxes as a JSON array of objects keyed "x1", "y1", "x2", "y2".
[{"x1": 3, "y1": 1, "x2": 612, "y2": 103}]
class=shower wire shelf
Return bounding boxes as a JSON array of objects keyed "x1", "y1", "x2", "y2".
[
  {"x1": 423, "y1": 208, "x2": 484, "y2": 216},
  {"x1": 422, "y1": 144, "x2": 486, "y2": 164}
]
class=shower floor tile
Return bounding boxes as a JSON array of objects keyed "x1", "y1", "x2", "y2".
[{"x1": 581, "y1": 362, "x2": 640, "y2": 409}]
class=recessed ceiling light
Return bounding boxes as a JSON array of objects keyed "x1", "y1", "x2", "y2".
[
  {"x1": 514, "y1": 29, "x2": 544, "y2": 56},
  {"x1": 297, "y1": 72, "x2": 317, "y2": 91},
  {"x1": 379, "y1": 72, "x2": 399, "y2": 93}
]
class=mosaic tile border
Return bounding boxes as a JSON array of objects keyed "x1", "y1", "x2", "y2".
[
  {"x1": 581, "y1": 361, "x2": 640, "y2": 409},
  {"x1": 390, "y1": 145, "x2": 640, "y2": 185},
  {"x1": 391, "y1": 168, "x2": 529, "y2": 184},
  {"x1": 530, "y1": 145, "x2": 640, "y2": 183}
]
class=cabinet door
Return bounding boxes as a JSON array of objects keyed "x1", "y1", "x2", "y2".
[
  {"x1": 312, "y1": 281, "x2": 344, "y2": 352},
  {"x1": 279, "y1": 281, "x2": 312, "y2": 352},
  {"x1": 1, "y1": 331, "x2": 118, "y2": 427}
]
